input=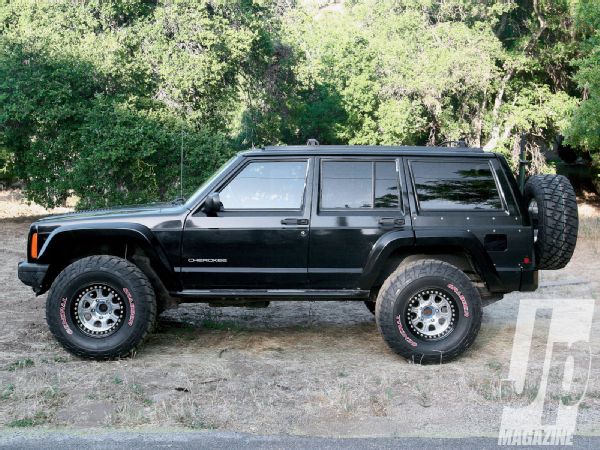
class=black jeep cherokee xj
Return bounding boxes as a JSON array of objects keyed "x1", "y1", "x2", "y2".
[{"x1": 18, "y1": 145, "x2": 578, "y2": 363}]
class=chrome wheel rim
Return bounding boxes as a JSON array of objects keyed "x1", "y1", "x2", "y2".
[
  {"x1": 73, "y1": 285, "x2": 125, "y2": 337},
  {"x1": 405, "y1": 289, "x2": 456, "y2": 340}
]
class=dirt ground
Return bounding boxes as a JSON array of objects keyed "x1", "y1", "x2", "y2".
[{"x1": 0, "y1": 194, "x2": 599, "y2": 437}]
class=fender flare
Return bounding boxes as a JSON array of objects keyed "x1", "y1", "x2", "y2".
[
  {"x1": 36, "y1": 222, "x2": 179, "y2": 291},
  {"x1": 413, "y1": 228, "x2": 503, "y2": 290},
  {"x1": 358, "y1": 228, "x2": 503, "y2": 291},
  {"x1": 358, "y1": 229, "x2": 415, "y2": 289}
]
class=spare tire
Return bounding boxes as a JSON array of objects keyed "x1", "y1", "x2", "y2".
[{"x1": 524, "y1": 175, "x2": 578, "y2": 270}]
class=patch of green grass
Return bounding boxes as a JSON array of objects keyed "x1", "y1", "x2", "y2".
[
  {"x1": 112, "y1": 376, "x2": 123, "y2": 385},
  {"x1": 201, "y1": 320, "x2": 244, "y2": 332},
  {"x1": 5, "y1": 358, "x2": 34, "y2": 371},
  {"x1": 7, "y1": 412, "x2": 48, "y2": 428},
  {"x1": 0, "y1": 384, "x2": 15, "y2": 400},
  {"x1": 131, "y1": 383, "x2": 144, "y2": 396},
  {"x1": 385, "y1": 387, "x2": 394, "y2": 400},
  {"x1": 142, "y1": 398, "x2": 153, "y2": 406},
  {"x1": 486, "y1": 360, "x2": 503, "y2": 372},
  {"x1": 43, "y1": 386, "x2": 60, "y2": 402}
]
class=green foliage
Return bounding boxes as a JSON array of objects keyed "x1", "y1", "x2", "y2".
[
  {"x1": 565, "y1": 1, "x2": 600, "y2": 150},
  {"x1": 0, "y1": 0, "x2": 599, "y2": 207},
  {"x1": 0, "y1": 0, "x2": 272, "y2": 208}
]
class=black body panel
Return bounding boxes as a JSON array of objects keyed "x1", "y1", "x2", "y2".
[{"x1": 17, "y1": 145, "x2": 538, "y2": 300}]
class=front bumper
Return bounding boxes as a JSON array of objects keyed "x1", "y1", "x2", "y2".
[{"x1": 18, "y1": 262, "x2": 49, "y2": 294}]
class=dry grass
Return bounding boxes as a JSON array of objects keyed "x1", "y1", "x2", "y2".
[
  {"x1": 0, "y1": 190, "x2": 73, "y2": 219},
  {"x1": 0, "y1": 194, "x2": 599, "y2": 437}
]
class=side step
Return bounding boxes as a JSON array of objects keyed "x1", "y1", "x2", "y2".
[{"x1": 172, "y1": 289, "x2": 370, "y2": 301}]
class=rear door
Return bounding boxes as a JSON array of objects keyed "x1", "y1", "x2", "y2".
[
  {"x1": 308, "y1": 156, "x2": 412, "y2": 288},
  {"x1": 181, "y1": 157, "x2": 313, "y2": 289}
]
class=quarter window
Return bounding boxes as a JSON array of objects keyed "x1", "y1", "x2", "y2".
[
  {"x1": 411, "y1": 160, "x2": 503, "y2": 210},
  {"x1": 219, "y1": 160, "x2": 308, "y2": 209},
  {"x1": 320, "y1": 160, "x2": 400, "y2": 209}
]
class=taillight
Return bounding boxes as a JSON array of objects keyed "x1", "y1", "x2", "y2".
[{"x1": 30, "y1": 232, "x2": 38, "y2": 259}]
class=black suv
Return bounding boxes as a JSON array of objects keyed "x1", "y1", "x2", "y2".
[{"x1": 18, "y1": 145, "x2": 578, "y2": 363}]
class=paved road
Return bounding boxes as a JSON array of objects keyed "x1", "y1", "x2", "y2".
[{"x1": 1, "y1": 432, "x2": 599, "y2": 449}]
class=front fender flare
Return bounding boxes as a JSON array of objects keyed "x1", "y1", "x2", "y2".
[{"x1": 36, "y1": 222, "x2": 178, "y2": 291}]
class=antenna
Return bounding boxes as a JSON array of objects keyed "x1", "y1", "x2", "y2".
[{"x1": 180, "y1": 127, "x2": 184, "y2": 199}]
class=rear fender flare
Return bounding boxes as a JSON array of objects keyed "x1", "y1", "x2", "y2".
[
  {"x1": 359, "y1": 229, "x2": 502, "y2": 291},
  {"x1": 359, "y1": 230, "x2": 415, "y2": 289},
  {"x1": 413, "y1": 229, "x2": 502, "y2": 290}
]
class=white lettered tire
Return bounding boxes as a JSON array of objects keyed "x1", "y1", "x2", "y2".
[
  {"x1": 46, "y1": 255, "x2": 156, "y2": 359},
  {"x1": 375, "y1": 259, "x2": 482, "y2": 364}
]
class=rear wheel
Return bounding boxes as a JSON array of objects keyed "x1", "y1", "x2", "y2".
[
  {"x1": 46, "y1": 255, "x2": 156, "y2": 359},
  {"x1": 375, "y1": 260, "x2": 482, "y2": 364}
]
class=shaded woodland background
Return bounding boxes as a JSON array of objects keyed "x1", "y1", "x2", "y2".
[{"x1": 1, "y1": 0, "x2": 599, "y2": 209}]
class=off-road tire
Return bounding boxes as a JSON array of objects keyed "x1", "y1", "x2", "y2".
[
  {"x1": 46, "y1": 255, "x2": 156, "y2": 359},
  {"x1": 524, "y1": 175, "x2": 578, "y2": 270},
  {"x1": 375, "y1": 260, "x2": 482, "y2": 364}
]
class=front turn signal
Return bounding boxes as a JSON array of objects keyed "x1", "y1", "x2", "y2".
[{"x1": 30, "y1": 232, "x2": 38, "y2": 259}]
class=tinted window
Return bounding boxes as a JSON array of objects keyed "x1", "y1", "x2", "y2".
[
  {"x1": 321, "y1": 161, "x2": 372, "y2": 209},
  {"x1": 411, "y1": 160, "x2": 502, "y2": 210},
  {"x1": 220, "y1": 161, "x2": 307, "y2": 209},
  {"x1": 321, "y1": 160, "x2": 399, "y2": 209},
  {"x1": 375, "y1": 162, "x2": 399, "y2": 208}
]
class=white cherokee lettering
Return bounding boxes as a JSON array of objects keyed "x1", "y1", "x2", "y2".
[{"x1": 188, "y1": 258, "x2": 227, "y2": 263}]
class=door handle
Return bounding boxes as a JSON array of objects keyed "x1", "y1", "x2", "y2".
[
  {"x1": 378, "y1": 217, "x2": 405, "y2": 227},
  {"x1": 281, "y1": 218, "x2": 309, "y2": 225}
]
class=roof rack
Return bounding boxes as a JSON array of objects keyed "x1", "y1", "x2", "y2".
[{"x1": 261, "y1": 143, "x2": 484, "y2": 153}]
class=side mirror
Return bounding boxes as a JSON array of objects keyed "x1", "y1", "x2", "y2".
[{"x1": 203, "y1": 192, "x2": 223, "y2": 215}]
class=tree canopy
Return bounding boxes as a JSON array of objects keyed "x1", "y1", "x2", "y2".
[{"x1": 0, "y1": 0, "x2": 598, "y2": 208}]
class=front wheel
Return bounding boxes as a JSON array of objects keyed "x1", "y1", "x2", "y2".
[
  {"x1": 375, "y1": 260, "x2": 482, "y2": 364},
  {"x1": 46, "y1": 255, "x2": 156, "y2": 359}
]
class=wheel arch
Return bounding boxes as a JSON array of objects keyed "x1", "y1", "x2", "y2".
[
  {"x1": 359, "y1": 229, "x2": 503, "y2": 292},
  {"x1": 35, "y1": 223, "x2": 179, "y2": 297}
]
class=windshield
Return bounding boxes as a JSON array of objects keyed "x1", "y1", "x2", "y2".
[{"x1": 183, "y1": 156, "x2": 239, "y2": 209}]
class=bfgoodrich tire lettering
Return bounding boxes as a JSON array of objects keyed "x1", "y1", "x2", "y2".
[
  {"x1": 375, "y1": 260, "x2": 482, "y2": 364},
  {"x1": 46, "y1": 255, "x2": 156, "y2": 359}
]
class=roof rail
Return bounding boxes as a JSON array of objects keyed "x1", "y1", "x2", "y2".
[{"x1": 261, "y1": 144, "x2": 483, "y2": 152}]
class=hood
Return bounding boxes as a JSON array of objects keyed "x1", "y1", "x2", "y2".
[{"x1": 34, "y1": 202, "x2": 188, "y2": 226}]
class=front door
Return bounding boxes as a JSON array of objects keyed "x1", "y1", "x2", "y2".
[
  {"x1": 181, "y1": 157, "x2": 313, "y2": 289},
  {"x1": 308, "y1": 157, "x2": 412, "y2": 289}
]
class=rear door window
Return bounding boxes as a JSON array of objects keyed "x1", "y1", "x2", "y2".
[
  {"x1": 410, "y1": 160, "x2": 503, "y2": 211},
  {"x1": 320, "y1": 160, "x2": 400, "y2": 209}
]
